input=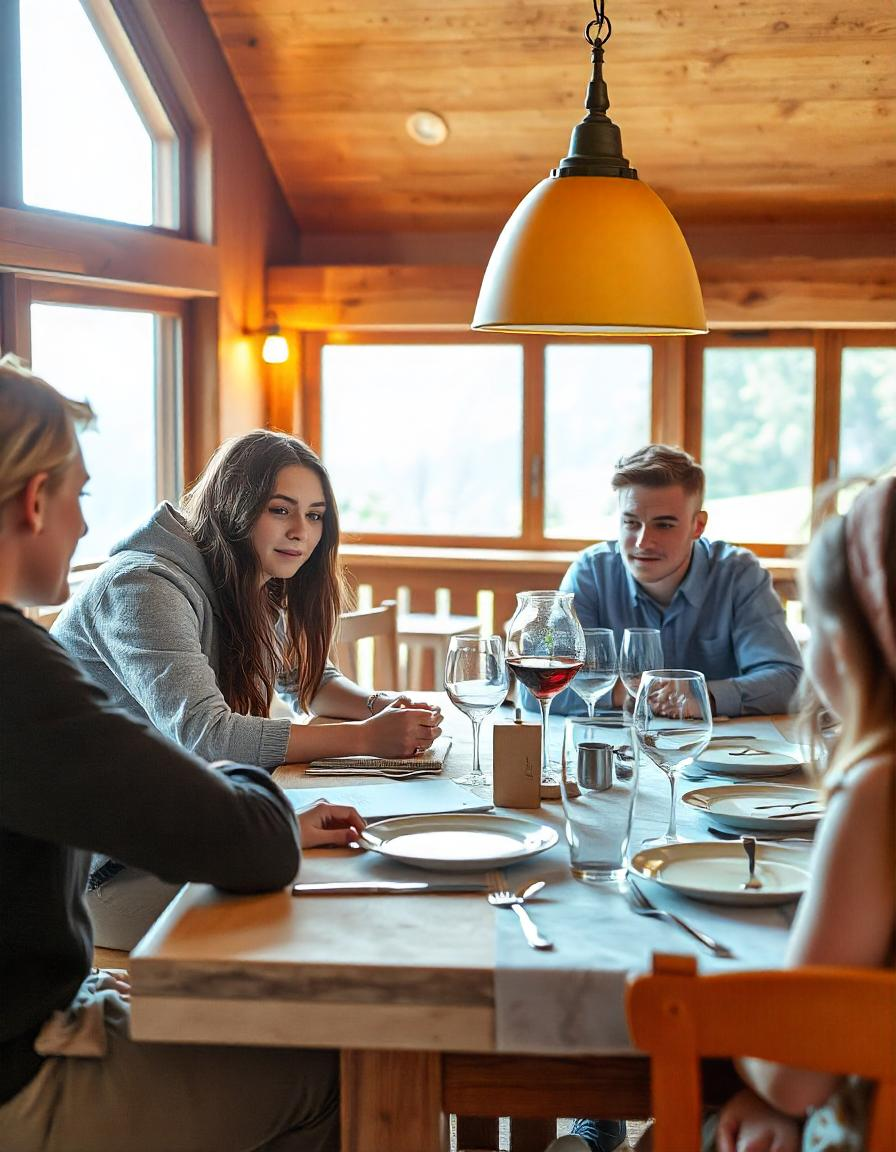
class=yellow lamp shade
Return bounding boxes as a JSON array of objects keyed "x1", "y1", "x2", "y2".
[{"x1": 472, "y1": 174, "x2": 706, "y2": 335}]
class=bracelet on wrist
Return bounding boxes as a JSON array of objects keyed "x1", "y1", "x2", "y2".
[{"x1": 365, "y1": 690, "x2": 389, "y2": 714}]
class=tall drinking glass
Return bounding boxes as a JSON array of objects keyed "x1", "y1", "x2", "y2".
[
  {"x1": 506, "y1": 591, "x2": 586, "y2": 790},
  {"x1": 570, "y1": 628, "x2": 617, "y2": 719},
  {"x1": 634, "y1": 669, "x2": 713, "y2": 845},
  {"x1": 445, "y1": 634, "x2": 508, "y2": 787}
]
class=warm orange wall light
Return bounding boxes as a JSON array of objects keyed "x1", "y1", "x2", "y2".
[
  {"x1": 472, "y1": 0, "x2": 706, "y2": 336},
  {"x1": 247, "y1": 311, "x2": 290, "y2": 363}
]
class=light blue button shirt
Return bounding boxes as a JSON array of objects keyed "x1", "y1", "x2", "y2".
[{"x1": 529, "y1": 538, "x2": 802, "y2": 717}]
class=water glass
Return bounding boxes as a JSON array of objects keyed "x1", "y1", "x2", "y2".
[
  {"x1": 445, "y1": 634, "x2": 508, "y2": 786},
  {"x1": 560, "y1": 719, "x2": 639, "y2": 884},
  {"x1": 570, "y1": 628, "x2": 617, "y2": 719}
]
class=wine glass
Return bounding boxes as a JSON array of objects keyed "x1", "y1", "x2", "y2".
[
  {"x1": 619, "y1": 628, "x2": 664, "y2": 706},
  {"x1": 634, "y1": 669, "x2": 712, "y2": 845},
  {"x1": 506, "y1": 590, "x2": 586, "y2": 789},
  {"x1": 570, "y1": 628, "x2": 617, "y2": 719},
  {"x1": 445, "y1": 634, "x2": 508, "y2": 787}
]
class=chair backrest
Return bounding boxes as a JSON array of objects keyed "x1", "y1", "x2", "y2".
[
  {"x1": 627, "y1": 953, "x2": 896, "y2": 1152},
  {"x1": 336, "y1": 599, "x2": 399, "y2": 690}
]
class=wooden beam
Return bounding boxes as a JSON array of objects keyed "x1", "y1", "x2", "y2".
[
  {"x1": 268, "y1": 255, "x2": 896, "y2": 332},
  {"x1": 0, "y1": 207, "x2": 218, "y2": 297}
]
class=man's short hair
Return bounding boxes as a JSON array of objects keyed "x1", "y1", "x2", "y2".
[{"x1": 611, "y1": 444, "x2": 705, "y2": 504}]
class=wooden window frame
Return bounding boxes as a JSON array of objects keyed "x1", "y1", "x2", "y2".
[
  {"x1": 303, "y1": 329, "x2": 683, "y2": 553},
  {"x1": 303, "y1": 327, "x2": 894, "y2": 559},
  {"x1": 1, "y1": 0, "x2": 191, "y2": 237},
  {"x1": 27, "y1": 280, "x2": 186, "y2": 522}
]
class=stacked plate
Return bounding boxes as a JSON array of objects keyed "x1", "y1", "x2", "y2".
[{"x1": 682, "y1": 783, "x2": 823, "y2": 834}]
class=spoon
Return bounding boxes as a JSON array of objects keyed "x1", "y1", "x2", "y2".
[{"x1": 741, "y1": 836, "x2": 763, "y2": 890}]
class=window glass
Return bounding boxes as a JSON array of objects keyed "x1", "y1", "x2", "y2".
[
  {"x1": 544, "y1": 344, "x2": 652, "y2": 540},
  {"x1": 321, "y1": 344, "x2": 523, "y2": 536},
  {"x1": 839, "y1": 348, "x2": 896, "y2": 478},
  {"x1": 19, "y1": 0, "x2": 154, "y2": 225},
  {"x1": 29, "y1": 303, "x2": 159, "y2": 561},
  {"x1": 702, "y1": 347, "x2": 815, "y2": 544}
]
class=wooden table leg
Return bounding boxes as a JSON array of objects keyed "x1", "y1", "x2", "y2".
[
  {"x1": 340, "y1": 1050, "x2": 448, "y2": 1152},
  {"x1": 456, "y1": 1116, "x2": 500, "y2": 1151},
  {"x1": 510, "y1": 1117, "x2": 557, "y2": 1150}
]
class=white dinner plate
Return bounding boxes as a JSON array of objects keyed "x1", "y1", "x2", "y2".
[
  {"x1": 694, "y1": 739, "x2": 807, "y2": 777},
  {"x1": 359, "y1": 812, "x2": 558, "y2": 872},
  {"x1": 682, "y1": 783, "x2": 824, "y2": 832},
  {"x1": 628, "y1": 841, "x2": 811, "y2": 906}
]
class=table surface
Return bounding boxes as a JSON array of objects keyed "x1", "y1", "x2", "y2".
[{"x1": 129, "y1": 700, "x2": 803, "y2": 1056}]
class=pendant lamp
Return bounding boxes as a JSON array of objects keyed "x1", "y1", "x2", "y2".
[{"x1": 472, "y1": 1, "x2": 706, "y2": 336}]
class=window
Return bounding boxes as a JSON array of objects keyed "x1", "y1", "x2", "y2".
[
  {"x1": 321, "y1": 343, "x2": 523, "y2": 537},
  {"x1": 544, "y1": 344, "x2": 652, "y2": 540},
  {"x1": 29, "y1": 297, "x2": 182, "y2": 561},
  {"x1": 839, "y1": 347, "x2": 896, "y2": 478},
  {"x1": 18, "y1": 0, "x2": 180, "y2": 228},
  {"x1": 700, "y1": 345, "x2": 816, "y2": 545}
]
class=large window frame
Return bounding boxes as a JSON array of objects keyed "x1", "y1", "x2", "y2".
[
  {"x1": 304, "y1": 330, "x2": 684, "y2": 552},
  {"x1": 305, "y1": 328, "x2": 895, "y2": 558},
  {"x1": 0, "y1": 0, "x2": 193, "y2": 236}
]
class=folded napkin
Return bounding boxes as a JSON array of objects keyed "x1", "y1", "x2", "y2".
[{"x1": 306, "y1": 735, "x2": 452, "y2": 775}]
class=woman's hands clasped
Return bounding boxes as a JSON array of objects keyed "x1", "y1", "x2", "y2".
[{"x1": 363, "y1": 698, "x2": 443, "y2": 758}]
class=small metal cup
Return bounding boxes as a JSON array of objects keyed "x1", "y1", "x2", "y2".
[{"x1": 576, "y1": 742, "x2": 613, "y2": 791}]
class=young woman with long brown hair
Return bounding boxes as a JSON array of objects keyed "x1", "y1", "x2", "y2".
[
  {"x1": 0, "y1": 354, "x2": 361, "y2": 1151},
  {"x1": 54, "y1": 429, "x2": 441, "y2": 947}
]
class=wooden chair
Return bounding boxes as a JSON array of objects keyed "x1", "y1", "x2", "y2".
[
  {"x1": 336, "y1": 599, "x2": 400, "y2": 690},
  {"x1": 627, "y1": 953, "x2": 896, "y2": 1152}
]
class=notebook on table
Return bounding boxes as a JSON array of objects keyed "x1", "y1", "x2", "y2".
[{"x1": 305, "y1": 735, "x2": 452, "y2": 776}]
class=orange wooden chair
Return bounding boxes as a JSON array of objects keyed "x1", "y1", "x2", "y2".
[{"x1": 627, "y1": 952, "x2": 896, "y2": 1152}]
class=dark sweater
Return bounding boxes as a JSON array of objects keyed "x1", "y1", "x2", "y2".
[{"x1": 0, "y1": 606, "x2": 301, "y2": 1105}]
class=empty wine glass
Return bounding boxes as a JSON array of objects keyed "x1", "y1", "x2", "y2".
[
  {"x1": 445, "y1": 634, "x2": 508, "y2": 787},
  {"x1": 619, "y1": 628, "x2": 664, "y2": 705},
  {"x1": 506, "y1": 590, "x2": 586, "y2": 789},
  {"x1": 634, "y1": 669, "x2": 712, "y2": 845},
  {"x1": 570, "y1": 628, "x2": 617, "y2": 719}
]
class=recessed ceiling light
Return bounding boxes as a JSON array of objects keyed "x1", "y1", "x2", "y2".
[{"x1": 405, "y1": 109, "x2": 449, "y2": 147}]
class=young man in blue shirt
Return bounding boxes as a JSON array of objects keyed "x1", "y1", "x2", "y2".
[
  {"x1": 546, "y1": 445, "x2": 802, "y2": 1152},
  {"x1": 548, "y1": 443, "x2": 803, "y2": 719}
]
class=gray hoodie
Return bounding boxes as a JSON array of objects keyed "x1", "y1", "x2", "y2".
[{"x1": 53, "y1": 502, "x2": 338, "y2": 769}]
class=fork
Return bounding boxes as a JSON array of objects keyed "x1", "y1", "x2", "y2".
[
  {"x1": 753, "y1": 798, "x2": 818, "y2": 811},
  {"x1": 740, "y1": 836, "x2": 763, "y2": 890},
  {"x1": 626, "y1": 879, "x2": 735, "y2": 959},
  {"x1": 486, "y1": 872, "x2": 553, "y2": 951}
]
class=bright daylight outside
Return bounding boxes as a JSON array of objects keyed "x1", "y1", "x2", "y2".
[
  {"x1": 322, "y1": 344, "x2": 523, "y2": 536},
  {"x1": 840, "y1": 347, "x2": 896, "y2": 478},
  {"x1": 29, "y1": 304, "x2": 158, "y2": 563},
  {"x1": 544, "y1": 344, "x2": 652, "y2": 539},
  {"x1": 701, "y1": 347, "x2": 815, "y2": 543},
  {"x1": 19, "y1": 0, "x2": 153, "y2": 225}
]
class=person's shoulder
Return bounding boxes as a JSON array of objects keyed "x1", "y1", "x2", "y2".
[
  {"x1": 574, "y1": 540, "x2": 620, "y2": 566},
  {"x1": 700, "y1": 538, "x2": 766, "y2": 578}
]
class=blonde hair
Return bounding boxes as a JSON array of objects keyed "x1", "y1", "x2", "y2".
[
  {"x1": 0, "y1": 354, "x2": 94, "y2": 508},
  {"x1": 611, "y1": 444, "x2": 705, "y2": 503}
]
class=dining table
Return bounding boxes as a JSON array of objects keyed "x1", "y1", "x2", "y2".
[{"x1": 128, "y1": 699, "x2": 813, "y2": 1152}]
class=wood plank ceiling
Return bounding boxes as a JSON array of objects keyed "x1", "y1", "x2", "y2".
[{"x1": 201, "y1": 0, "x2": 896, "y2": 238}]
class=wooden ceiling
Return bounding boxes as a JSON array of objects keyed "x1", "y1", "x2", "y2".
[{"x1": 201, "y1": 0, "x2": 896, "y2": 238}]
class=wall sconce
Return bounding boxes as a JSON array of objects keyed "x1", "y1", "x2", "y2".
[{"x1": 248, "y1": 312, "x2": 289, "y2": 364}]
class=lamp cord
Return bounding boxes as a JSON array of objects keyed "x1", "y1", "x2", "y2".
[{"x1": 584, "y1": 0, "x2": 611, "y2": 45}]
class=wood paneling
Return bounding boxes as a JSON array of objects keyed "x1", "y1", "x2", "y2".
[
  {"x1": 202, "y1": 0, "x2": 896, "y2": 237},
  {"x1": 269, "y1": 256, "x2": 896, "y2": 331}
]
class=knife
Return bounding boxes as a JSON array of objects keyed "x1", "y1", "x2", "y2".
[{"x1": 292, "y1": 880, "x2": 488, "y2": 895}]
